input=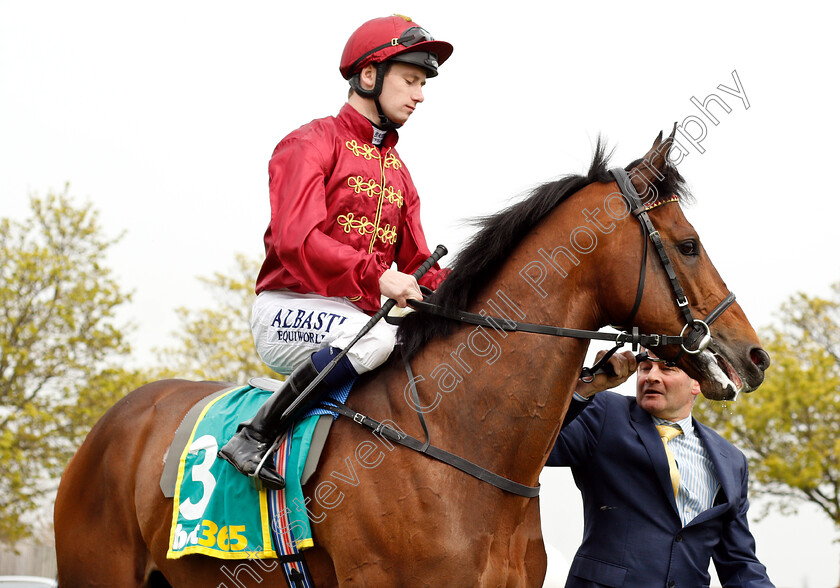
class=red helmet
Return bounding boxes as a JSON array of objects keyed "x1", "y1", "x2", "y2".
[{"x1": 340, "y1": 15, "x2": 454, "y2": 80}]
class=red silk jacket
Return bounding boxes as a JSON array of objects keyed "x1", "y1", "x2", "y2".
[{"x1": 255, "y1": 103, "x2": 448, "y2": 314}]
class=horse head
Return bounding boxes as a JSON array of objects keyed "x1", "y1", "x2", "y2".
[
  {"x1": 401, "y1": 128, "x2": 769, "y2": 407},
  {"x1": 605, "y1": 127, "x2": 770, "y2": 400}
]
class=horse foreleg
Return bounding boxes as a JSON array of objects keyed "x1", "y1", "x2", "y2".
[{"x1": 518, "y1": 498, "x2": 548, "y2": 587}]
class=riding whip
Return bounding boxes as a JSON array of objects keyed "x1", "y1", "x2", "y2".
[{"x1": 280, "y1": 244, "x2": 448, "y2": 419}]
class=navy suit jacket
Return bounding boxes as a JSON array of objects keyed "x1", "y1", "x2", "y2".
[{"x1": 546, "y1": 392, "x2": 774, "y2": 588}]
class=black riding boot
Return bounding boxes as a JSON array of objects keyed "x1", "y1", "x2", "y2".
[{"x1": 218, "y1": 358, "x2": 322, "y2": 490}]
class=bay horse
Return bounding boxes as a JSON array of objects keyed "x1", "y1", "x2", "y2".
[{"x1": 54, "y1": 130, "x2": 770, "y2": 587}]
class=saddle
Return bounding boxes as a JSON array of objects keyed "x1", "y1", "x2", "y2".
[
  {"x1": 160, "y1": 379, "x2": 335, "y2": 500},
  {"x1": 161, "y1": 378, "x2": 353, "y2": 566}
]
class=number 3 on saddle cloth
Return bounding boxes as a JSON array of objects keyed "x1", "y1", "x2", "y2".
[{"x1": 160, "y1": 377, "x2": 353, "y2": 576}]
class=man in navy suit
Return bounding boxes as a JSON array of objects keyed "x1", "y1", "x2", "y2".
[{"x1": 547, "y1": 350, "x2": 774, "y2": 587}]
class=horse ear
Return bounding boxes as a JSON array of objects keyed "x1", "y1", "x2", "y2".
[{"x1": 629, "y1": 124, "x2": 678, "y2": 202}]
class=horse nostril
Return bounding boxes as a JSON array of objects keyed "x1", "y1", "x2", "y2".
[{"x1": 750, "y1": 348, "x2": 771, "y2": 372}]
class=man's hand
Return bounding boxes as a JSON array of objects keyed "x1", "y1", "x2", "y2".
[
  {"x1": 575, "y1": 350, "x2": 638, "y2": 398},
  {"x1": 379, "y1": 269, "x2": 423, "y2": 308}
]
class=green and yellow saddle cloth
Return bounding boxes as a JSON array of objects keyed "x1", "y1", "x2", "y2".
[{"x1": 163, "y1": 381, "x2": 351, "y2": 577}]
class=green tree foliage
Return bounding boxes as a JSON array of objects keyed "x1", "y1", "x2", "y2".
[
  {"x1": 0, "y1": 187, "x2": 143, "y2": 542},
  {"x1": 155, "y1": 253, "x2": 275, "y2": 383},
  {"x1": 694, "y1": 282, "x2": 840, "y2": 530}
]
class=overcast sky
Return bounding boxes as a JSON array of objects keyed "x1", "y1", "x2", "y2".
[{"x1": 2, "y1": 1, "x2": 839, "y2": 586}]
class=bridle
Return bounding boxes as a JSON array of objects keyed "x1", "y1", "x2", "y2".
[
  {"x1": 596, "y1": 167, "x2": 737, "y2": 372},
  {"x1": 407, "y1": 167, "x2": 737, "y2": 379},
  {"x1": 322, "y1": 166, "x2": 739, "y2": 498}
]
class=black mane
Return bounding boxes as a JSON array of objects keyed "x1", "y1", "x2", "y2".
[{"x1": 399, "y1": 138, "x2": 689, "y2": 358}]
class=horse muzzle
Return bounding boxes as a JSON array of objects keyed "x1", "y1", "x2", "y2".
[{"x1": 692, "y1": 341, "x2": 770, "y2": 400}]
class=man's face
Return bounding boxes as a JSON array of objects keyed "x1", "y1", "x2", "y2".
[
  {"x1": 635, "y1": 355, "x2": 701, "y2": 421},
  {"x1": 378, "y1": 62, "x2": 426, "y2": 126}
]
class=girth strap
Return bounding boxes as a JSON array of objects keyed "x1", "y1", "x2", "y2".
[{"x1": 276, "y1": 552, "x2": 314, "y2": 588}]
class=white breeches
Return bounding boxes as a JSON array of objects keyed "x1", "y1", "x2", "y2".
[{"x1": 251, "y1": 290, "x2": 397, "y2": 376}]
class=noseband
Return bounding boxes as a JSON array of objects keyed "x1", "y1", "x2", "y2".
[{"x1": 407, "y1": 167, "x2": 737, "y2": 377}]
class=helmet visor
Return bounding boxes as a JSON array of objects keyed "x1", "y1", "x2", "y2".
[{"x1": 389, "y1": 51, "x2": 440, "y2": 77}]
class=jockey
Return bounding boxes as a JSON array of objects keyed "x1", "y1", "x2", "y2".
[{"x1": 218, "y1": 15, "x2": 453, "y2": 490}]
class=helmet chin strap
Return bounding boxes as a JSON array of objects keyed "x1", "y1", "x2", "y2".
[
  {"x1": 372, "y1": 98, "x2": 401, "y2": 131},
  {"x1": 349, "y1": 63, "x2": 402, "y2": 131}
]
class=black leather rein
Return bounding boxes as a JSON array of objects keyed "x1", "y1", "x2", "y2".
[
  {"x1": 323, "y1": 167, "x2": 737, "y2": 498},
  {"x1": 407, "y1": 167, "x2": 736, "y2": 377}
]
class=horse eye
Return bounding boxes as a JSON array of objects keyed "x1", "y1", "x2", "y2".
[{"x1": 679, "y1": 240, "x2": 698, "y2": 256}]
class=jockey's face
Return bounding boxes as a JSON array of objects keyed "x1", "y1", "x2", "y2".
[{"x1": 377, "y1": 62, "x2": 426, "y2": 126}]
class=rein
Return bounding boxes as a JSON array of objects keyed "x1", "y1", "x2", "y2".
[
  {"x1": 328, "y1": 167, "x2": 737, "y2": 498},
  {"x1": 407, "y1": 167, "x2": 737, "y2": 378}
]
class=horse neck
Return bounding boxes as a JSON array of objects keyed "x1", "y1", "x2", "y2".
[{"x1": 404, "y1": 183, "x2": 627, "y2": 487}]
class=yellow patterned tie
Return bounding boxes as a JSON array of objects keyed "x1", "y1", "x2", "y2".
[{"x1": 656, "y1": 424, "x2": 683, "y2": 498}]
